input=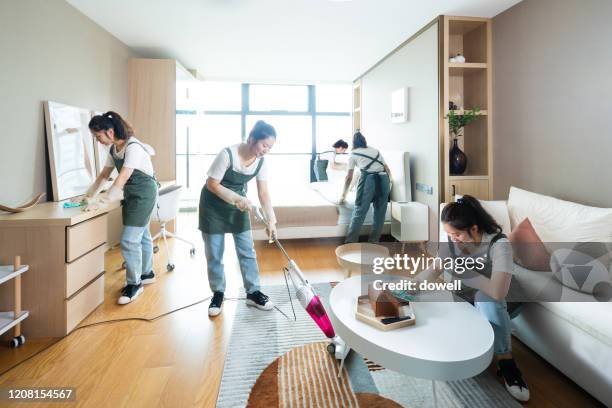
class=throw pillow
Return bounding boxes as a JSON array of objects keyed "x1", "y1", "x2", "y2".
[{"x1": 509, "y1": 218, "x2": 551, "y2": 271}]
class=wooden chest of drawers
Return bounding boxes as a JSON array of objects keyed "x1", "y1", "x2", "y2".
[{"x1": 0, "y1": 203, "x2": 116, "y2": 338}]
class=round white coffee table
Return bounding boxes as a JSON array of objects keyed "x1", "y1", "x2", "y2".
[{"x1": 328, "y1": 276, "x2": 494, "y2": 406}]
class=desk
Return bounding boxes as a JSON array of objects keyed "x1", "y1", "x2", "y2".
[{"x1": 0, "y1": 181, "x2": 175, "y2": 338}]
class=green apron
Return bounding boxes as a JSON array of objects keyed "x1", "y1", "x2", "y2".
[
  {"x1": 111, "y1": 141, "x2": 158, "y2": 227},
  {"x1": 198, "y1": 147, "x2": 264, "y2": 234},
  {"x1": 352, "y1": 151, "x2": 387, "y2": 207}
]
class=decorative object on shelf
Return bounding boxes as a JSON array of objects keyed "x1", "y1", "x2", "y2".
[
  {"x1": 449, "y1": 56, "x2": 457, "y2": 63},
  {"x1": 0, "y1": 193, "x2": 45, "y2": 214},
  {"x1": 450, "y1": 139, "x2": 468, "y2": 175},
  {"x1": 454, "y1": 53, "x2": 466, "y2": 63},
  {"x1": 390, "y1": 87, "x2": 409, "y2": 123},
  {"x1": 449, "y1": 101, "x2": 458, "y2": 111},
  {"x1": 446, "y1": 107, "x2": 480, "y2": 175}
]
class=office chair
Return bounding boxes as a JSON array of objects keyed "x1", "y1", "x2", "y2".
[{"x1": 152, "y1": 184, "x2": 196, "y2": 271}]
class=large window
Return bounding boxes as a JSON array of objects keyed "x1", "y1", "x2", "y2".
[{"x1": 176, "y1": 82, "x2": 351, "y2": 207}]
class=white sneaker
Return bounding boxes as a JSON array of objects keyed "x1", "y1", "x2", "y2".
[
  {"x1": 246, "y1": 291, "x2": 274, "y2": 311},
  {"x1": 118, "y1": 284, "x2": 143, "y2": 305},
  {"x1": 208, "y1": 292, "x2": 224, "y2": 317},
  {"x1": 498, "y1": 359, "x2": 530, "y2": 402}
]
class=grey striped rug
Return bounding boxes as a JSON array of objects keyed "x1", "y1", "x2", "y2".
[{"x1": 216, "y1": 283, "x2": 520, "y2": 408}]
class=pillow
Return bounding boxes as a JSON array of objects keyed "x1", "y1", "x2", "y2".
[
  {"x1": 507, "y1": 186, "x2": 612, "y2": 243},
  {"x1": 509, "y1": 218, "x2": 551, "y2": 271},
  {"x1": 550, "y1": 247, "x2": 612, "y2": 295}
]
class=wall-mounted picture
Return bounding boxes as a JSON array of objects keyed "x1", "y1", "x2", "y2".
[{"x1": 391, "y1": 87, "x2": 409, "y2": 123}]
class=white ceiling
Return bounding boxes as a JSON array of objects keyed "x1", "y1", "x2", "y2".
[{"x1": 67, "y1": 0, "x2": 521, "y2": 82}]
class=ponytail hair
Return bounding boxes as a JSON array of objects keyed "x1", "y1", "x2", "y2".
[
  {"x1": 248, "y1": 120, "x2": 276, "y2": 142},
  {"x1": 88, "y1": 111, "x2": 134, "y2": 140},
  {"x1": 441, "y1": 195, "x2": 502, "y2": 235},
  {"x1": 352, "y1": 131, "x2": 367, "y2": 149}
]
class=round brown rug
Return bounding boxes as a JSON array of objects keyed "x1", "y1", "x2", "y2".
[{"x1": 247, "y1": 342, "x2": 402, "y2": 408}]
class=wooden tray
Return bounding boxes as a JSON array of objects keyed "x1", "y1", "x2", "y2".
[{"x1": 355, "y1": 295, "x2": 416, "y2": 331}]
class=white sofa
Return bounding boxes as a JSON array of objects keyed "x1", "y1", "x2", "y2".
[{"x1": 439, "y1": 186, "x2": 612, "y2": 406}]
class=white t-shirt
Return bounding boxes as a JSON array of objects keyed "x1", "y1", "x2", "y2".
[
  {"x1": 105, "y1": 136, "x2": 155, "y2": 177},
  {"x1": 319, "y1": 151, "x2": 348, "y2": 169},
  {"x1": 207, "y1": 144, "x2": 268, "y2": 181},
  {"x1": 348, "y1": 147, "x2": 386, "y2": 173}
]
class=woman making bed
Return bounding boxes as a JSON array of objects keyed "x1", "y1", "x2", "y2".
[{"x1": 339, "y1": 132, "x2": 392, "y2": 243}]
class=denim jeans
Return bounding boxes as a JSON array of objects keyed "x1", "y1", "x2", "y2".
[
  {"x1": 121, "y1": 225, "x2": 154, "y2": 285},
  {"x1": 345, "y1": 173, "x2": 390, "y2": 243},
  {"x1": 202, "y1": 230, "x2": 260, "y2": 294},
  {"x1": 474, "y1": 290, "x2": 512, "y2": 355}
]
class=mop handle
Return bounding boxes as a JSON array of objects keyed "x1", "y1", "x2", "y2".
[{"x1": 252, "y1": 206, "x2": 292, "y2": 262}]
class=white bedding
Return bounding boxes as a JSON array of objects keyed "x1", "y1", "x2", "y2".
[
  {"x1": 246, "y1": 163, "x2": 392, "y2": 229},
  {"x1": 310, "y1": 181, "x2": 391, "y2": 225}
]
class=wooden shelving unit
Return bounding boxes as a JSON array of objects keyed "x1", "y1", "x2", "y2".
[
  {"x1": 0, "y1": 256, "x2": 29, "y2": 348},
  {"x1": 440, "y1": 16, "x2": 493, "y2": 201},
  {"x1": 353, "y1": 80, "x2": 362, "y2": 133}
]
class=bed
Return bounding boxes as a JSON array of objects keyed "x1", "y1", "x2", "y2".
[{"x1": 250, "y1": 150, "x2": 411, "y2": 240}]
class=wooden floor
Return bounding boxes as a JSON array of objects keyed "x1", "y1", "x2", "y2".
[{"x1": 0, "y1": 213, "x2": 604, "y2": 407}]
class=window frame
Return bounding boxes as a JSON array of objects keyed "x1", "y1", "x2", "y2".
[{"x1": 176, "y1": 82, "x2": 351, "y2": 188}]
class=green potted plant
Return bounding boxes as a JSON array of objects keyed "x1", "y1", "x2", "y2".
[{"x1": 445, "y1": 107, "x2": 480, "y2": 174}]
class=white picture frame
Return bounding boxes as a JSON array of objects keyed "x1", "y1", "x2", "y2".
[
  {"x1": 391, "y1": 87, "x2": 409, "y2": 123},
  {"x1": 44, "y1": 101, "x2": 97, "y2": 202}
]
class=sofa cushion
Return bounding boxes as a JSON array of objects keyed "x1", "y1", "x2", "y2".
[
  {"x1": 539, "y1": 302, "x2": 612, "y2": 348},
  {"x1": 507, "y1": 186, "x2": 612, "y2": 243},
  {"x1": 513, "y1": 264, "x2": 612, "y2": 347},
  {"x1": 509, "y1": 218, "x2": 551, "y2": 271}
]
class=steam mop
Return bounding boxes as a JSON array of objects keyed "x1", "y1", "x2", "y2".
[{"x1": 253, "y1": 207, "x2": 349, "y2": 361}]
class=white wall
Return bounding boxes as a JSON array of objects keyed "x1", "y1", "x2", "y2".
[
  {"x1": 0, "y1": 0, "x2": 136, "y2": 205},
  {"x1": 360, "y1": 22, "x2": 440, "y2": 240}
]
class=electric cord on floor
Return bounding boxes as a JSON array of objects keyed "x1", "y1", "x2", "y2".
[
  {"x1": 0, "y1": 289, "x2": 298, "y2": 378},
  {"x1": 0, "y1": 295, "x2": 210, "y2": 378}
]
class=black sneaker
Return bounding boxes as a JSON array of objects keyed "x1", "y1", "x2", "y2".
[
  {"x1": 118, "y1": 283, "x2": 143, "y2": 305},
  {"x1": 208, "y1": 292, "x2": 224, "y2": 317},
  {"x1": 141, "y1": 271, "x2": 156, "y2": 284},
  {"x1": 497, "y1": 358, "x2": 530, "y2": 402},
  {"x1": 246, "y1": 290, "x2": 274, "y2": 311}
]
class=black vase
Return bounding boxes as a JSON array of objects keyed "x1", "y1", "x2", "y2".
[{"x1": 449, "y1": 138, "x2": 467, "y2": 175}]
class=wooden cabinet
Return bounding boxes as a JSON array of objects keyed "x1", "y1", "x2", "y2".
[
  {"x1": 440, "y1": 16, "x2": 493, "y2": 202},
  {"x1": 353, "y1": 80, "x2": 362, "y2": 133},
  {"x1": 128, "y1": 58, "x2": 195, "y2": 182},
  {"x1": 447, "y1": 177, "x2": 489, "y2": 200},
  {"x1": 0, "y1": 203, "x2": 115, "y2": 338}
]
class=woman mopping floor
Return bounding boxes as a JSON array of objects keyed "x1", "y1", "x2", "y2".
[{"x1": 199, "y1": 120, "x2": 278, "y2": 317}]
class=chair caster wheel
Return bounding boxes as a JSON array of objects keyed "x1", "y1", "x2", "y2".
[
  {"x1": 190, "y1": 248, "x2": 196, "y2": 257},
  {"x1": 9, "y1": 335, "x2": 25, "y2": 348},
  {"x1": 153, "y1": 246, "x2": 159, "y2": 254},
  {"x1": 327, "y1": 343, "x2": 336, "y2": 355},
  {"x1": 167, "y1": 264, "x2": 175, "y2": 272}
]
